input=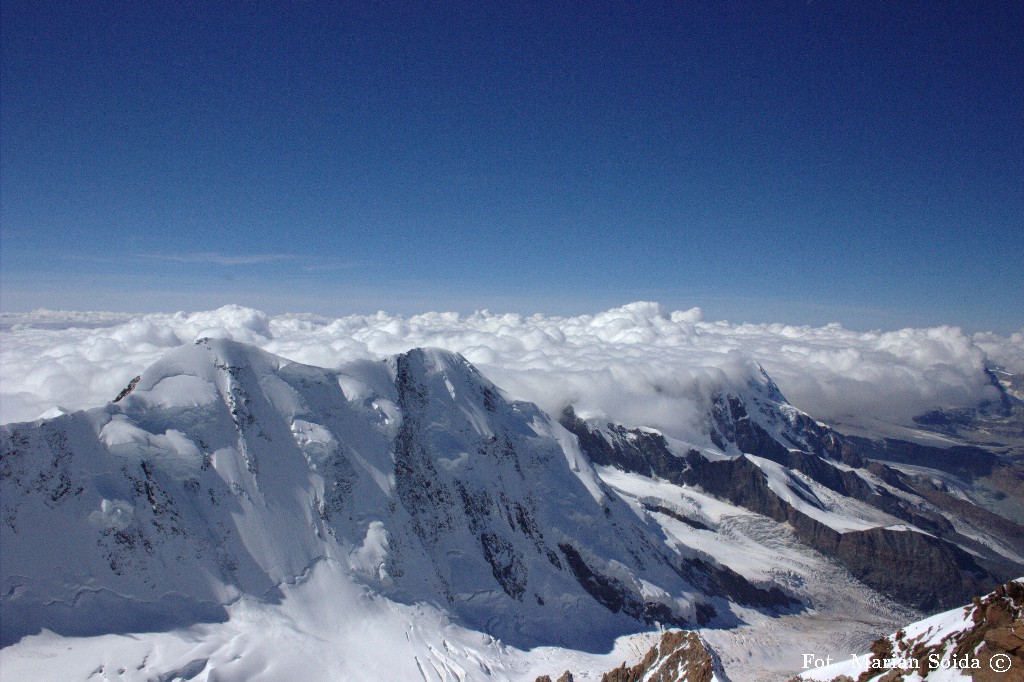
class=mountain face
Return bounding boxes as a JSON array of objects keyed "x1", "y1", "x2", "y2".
[
  {"x1": 534, "y1": 629, "x2": 725, "y2": 682},
  {"x1": 560, "y1": 372, "x2": 1024, "y2": 612},
  {"x1": 2, "y1": 339, "x2": 1022, "y2": 681},
  {"x1": 1, "y1": 339, "x2": 791, "y2": 652}
]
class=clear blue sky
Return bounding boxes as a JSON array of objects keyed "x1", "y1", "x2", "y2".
[{"x1": 2, "y1": 1, "x2": 1021, "y2": 332}]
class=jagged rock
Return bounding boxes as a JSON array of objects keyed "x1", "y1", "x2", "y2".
[
  {"x1": 534, "y1": 674, "x2": 574, "y2": 682},
  {"x1": 113, "y1": 375, "x2": 141, "y2": 403},
  {"x1": 559, "y1": 406, "x2": 690, "y2": 483},
  {"x1": 842, "y1": 435, "x2": 998, "y2": 480},
  {"x1": 812, "y1": 579, "x2": 1024, "y2": 682},
  {"x1": 538, "y1": 631, "x2": 716, "y2": 682},
  {"x1": 601, "y1": 630, "x2": 715, "y2": 682},
  {"x1": 683, "y1": 449, "x2": 999, "y2": 611}
]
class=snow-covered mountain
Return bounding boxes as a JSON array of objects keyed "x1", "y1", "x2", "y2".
[
  {"x1": 1, "y1": 341, "x2": 793, "y2": 668},
  {"x1": 561, "y1": 371, "x2": 1024, "y2": 613},
  {"x1": 2, "y1": 339, "x2": 1021, "y2": 681}
]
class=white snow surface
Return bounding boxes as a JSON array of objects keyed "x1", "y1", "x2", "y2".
[
  {"x1": 1, "y1": 303, "x2": 1015, "y2": 433},
  {"x1": 0, "y1": 558, "x2": 668, "y2": 682},
  {"x1": 2, "y1": 312, "x2": 1019, "y2": 680}
]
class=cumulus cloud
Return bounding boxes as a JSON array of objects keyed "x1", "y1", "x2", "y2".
[
  {"x1": 0, "y1": 303, "x2": 1019, "y2": 441},
  {"x1": 973, "y1": 330, "x2": 1024, "y2": 375}
]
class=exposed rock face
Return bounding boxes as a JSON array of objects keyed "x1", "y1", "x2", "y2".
[
  {"x1": 702, "y1": 369, "x2": 862, "y2": 468},
  {"x1": 536, "y1": 630, "x2": 716, "y2": 682},
  {"x1": 683, "y1": 451, "x2": 997, "y2": 611},
  {"x1": 677, "y1": 555, "x2": 797, "y2": 609},
  {"x1": 112, "y1": 375, "x2": 141, "y2": 403},
  {"x1": 602, "y1": 630, "x2": 716, "y2": 682},
  {"x1": 962, "y1": 580, "x2": 1024, "y2": 682},
  {"x1": 559, "y1": 406, "x2": 690, "y2": 484},
  {"x1": 844, "y1": 435, "x2": 999, "y2": 479}
]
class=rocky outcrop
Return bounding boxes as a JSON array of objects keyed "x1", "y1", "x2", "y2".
[
  {"x1": 112, "y1": 375, "x2": 141, "y2": 403},
  {"x1": 678, "y1": 556, "x2": 797, "y2": 609},
  {"x1": 682, "y1": 453, "x2": 997, "y2": 612},
  {"x1": 818, "y1": 525, "x2": 993, "y2": 613},
  {"x1": 955, "y1": 580, "x2": 1024, "y2": 682},
  {"x1": 843, "y1": 435, "x2": 998, "y2": 479},
  {"x1": 822, "y1": 579, "x2": 1024, "y2": 682},
  {"x1": 558, "y1": 542, "x2": 694, "y2": 627},
  {"x1": 602, "y1": 630, "x2": 716, "y2": 682},
  {"x1": 536, "y1": 630, "x2": 717, "y2": 682},
  {"x1": 559, "y1": 407, "x2": 690, "y2": 484}
]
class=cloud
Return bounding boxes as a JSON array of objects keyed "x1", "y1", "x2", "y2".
[
  {"x1": 973, "y1": 330, "x2": 1024, "y2": 375},
  {"x1": 139, "y1": 252, "x2": 298, "y2": 266},
  {"x1": 0, "y1": 309, "x2": 137, "y2": 330},
  {"x1": 1, "y1": 303, "x2": 1019, "y2": 443}
]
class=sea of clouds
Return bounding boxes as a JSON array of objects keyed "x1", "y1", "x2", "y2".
[{"x1": 1, "y1": 303, "x2": 1020, "y2": 439}]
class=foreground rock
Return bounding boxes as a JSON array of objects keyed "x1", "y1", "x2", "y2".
[
  {"x1": 536, "y1": 630, "x2": 720, "y2": 682},
  {"x1": 798, "y1": 578, "x2": 1024, "y2": 681}
]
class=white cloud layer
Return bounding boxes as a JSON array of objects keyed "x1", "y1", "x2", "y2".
[{"x1": 1, "y1": 303, "x2": 1019, "y2": 439}]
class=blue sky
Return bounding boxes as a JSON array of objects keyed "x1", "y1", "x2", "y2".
[{"x1": 2, "y1": 1, "x2": 1021, "y2": 332}]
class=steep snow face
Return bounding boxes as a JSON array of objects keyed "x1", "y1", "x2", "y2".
[
  {"x1": 1, "y1": 339, "x2": 733, "y2": 651},
  {"x1": 1, "y1": 339, "x2": 355, "y2": 647},
  {"x1": 0, "y1": 556, "x2": 670, "y2": 682},
  {"x1": 367, "y1": 347, "x2": 723, "y2": 647},
  {"x1": 703, "y1": 361, "x2": 843, "y2": 460}
]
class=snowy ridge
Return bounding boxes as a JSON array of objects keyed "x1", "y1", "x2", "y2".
[{"x1": 564, "y1": 374, "x2": 1020, "y2": 616}]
